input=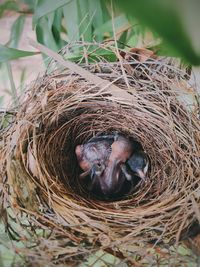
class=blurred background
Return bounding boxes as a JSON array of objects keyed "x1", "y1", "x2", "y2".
[
  {"x1": 0, "y1": 0, "x2": 200, "y2": 266},
  {"x1": 1, "y1": 0, "x2": 200, "y2": 109}
]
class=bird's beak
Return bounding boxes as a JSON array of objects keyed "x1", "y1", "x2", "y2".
[
  {"x1": 136, "y1": 169, "x2": 147, "y2": 181},
  {"x1": 137, "y1": 160, "x2": 149, "y2": 181}
]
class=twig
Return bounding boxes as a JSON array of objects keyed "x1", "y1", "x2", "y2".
[{"x1": 28, "y1": 38, "x2": 133, "y2": 104}]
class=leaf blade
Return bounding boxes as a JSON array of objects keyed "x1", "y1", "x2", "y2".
[
  {"x1": 33, "y1": 0, "x2": 71, "y2": 26},
  {"x1": 8, "y1": 15, "x2": 25, "y2": 48},
  {"x1": 0, "y1": 44, "x2": 38, "y2": 63},
  {"x1": 36, "y1": 17, "x2": 58, "y2": 51},
  {"x1": 63, "y1": 0, "x2": 80, "y2": 41},
  {"x1": 115, "y1": 0, "x2": 200, "y2": 65},
  {"x1": 0, "y1": 1, "x2": 19, "y2": 18}
]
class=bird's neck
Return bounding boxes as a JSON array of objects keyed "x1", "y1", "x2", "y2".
[{"x1": 100, "y1": 159, "x2": 120, "y2": 194}]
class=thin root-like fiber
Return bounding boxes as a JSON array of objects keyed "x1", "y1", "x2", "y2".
[{"x1": 0, "y1": 42, "x2": 200, "y2": 265}]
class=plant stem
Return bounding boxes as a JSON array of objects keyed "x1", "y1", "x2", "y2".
[{"x1": 5, "y1": 62, "x2": 18, "y2": 106}]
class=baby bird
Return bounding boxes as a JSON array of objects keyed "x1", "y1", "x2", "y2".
[
  {"x1": 75, "y1": 132, "x2": 150, "y2": 199},
  {"x1": 75, "y1": 138, "x2": 111, "y2": 179},
  {"x1": 127, "y1": 151, "x2": 149, "y2": 181},
  {"x1": 98, "y1": 133, "x2": 133, "y2": 196}
]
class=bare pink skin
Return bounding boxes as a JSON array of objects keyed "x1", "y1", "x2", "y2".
[
  {"x1": 75, "y1": 134, "x2": 148, "y2": 197},
  {"x1": 99, "y1": 135, "x2": 133, "y2": 195},
  {"x1": 75, "y1": 145, "x2": 90, "y2": 172},
  {"x1": 110, "y1": 136, "x2": 133, "y2": 162},
  {"x1": 75, "y1": 140, "x2": 111, "y2": 176}
]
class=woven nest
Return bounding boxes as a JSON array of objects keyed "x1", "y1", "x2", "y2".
[{"x1": 1, "y1": 42, "x2": 200, "y2": 265}]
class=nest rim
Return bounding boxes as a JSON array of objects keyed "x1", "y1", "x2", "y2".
[{"x1": 1, "y1": 42, "x2": 200, "y2": 259}]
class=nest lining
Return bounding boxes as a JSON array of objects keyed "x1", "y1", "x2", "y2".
[{"x1": 1, "y1": 43, "x2": 200, "y2": 263}]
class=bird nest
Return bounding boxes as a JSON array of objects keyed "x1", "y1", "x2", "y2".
[{"x1": 0, "y1": 42, "x2": 200, "y2": 265}]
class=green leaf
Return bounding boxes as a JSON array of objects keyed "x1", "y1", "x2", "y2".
[
  {"x1": 63, "y1": 0, "x2": 80, "y2": 41},
  {"x1": 127, "y1": 25, "x2": 144, "y2": 47},
  {"x1": 0, "y1": 96, "x2": 4, "y2": 107},
  {"x1": 53, "y1": 7, "x2": 63, "y2": 32},
  {"x1": 101, "y1": 0, "x2": 110, "y2": 23},
  {"x1": 63, "y1": 0, "x2": 111, "y2": 42},
  {"x1": 127, "y1": 34, "x2": 138, "y2": 48},
  {"x1": 5, "y1": 62, "x2": 18, "y2": 104},
  {"x1": 118, "y1": 30, "x2": 128, "y2": 48},
  {"x1": 36, "y1": 17, "x2": 58, "y2": 51},
  {"x1": 94, "y1": 14, "x2": 129, "y2": 36},
  {"x1": 88, "y1": 0, "x2": 104, "y2": 41},
  {"x1": 8, "y1": 15, "x2": 25, "y2": 48},
  {"x1": 0, "y1": 1, "x2": 19, "y2": 17},
  {"x1": 46, "y1": 12, "x2": 55, "y2": 29},
  {"x1": 63, "y1": 47, "x2": 117, "y2": 63},
  {"x1": 51, "y1": 8, "x2": 65, "y2": 47},
  {"x1": 77, "y1": 0, "x2": 92, "y2": 41},
  {"x1": 39, "y1": 9, "x2": 65, "y2": 49},
  {"x1": 115, "y1": 0, "x2": 200, "y2": 65},
  {"x1": 0, "y1": 44, "x2": 38, "y2": 63},
  {"x1": 19, "y1": 68, "x2": 26, "y2": 92},
  {"x1": 149, "y1": 43, "x2": 178, "y2": 57},
  {"x1": 33, "y1": 0, "x2": 71, "y2": 26}
]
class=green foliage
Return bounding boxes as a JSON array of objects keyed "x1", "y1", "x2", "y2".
[
  {"x1": 33, "y1": 0, "x2": 70, "y2": 26},
  {"x1": 62, "y1": 46, "x2": 117, "y2": 63},
  {"x1": 0, "y1": 44, "x2": 38, "y2": 63},
  {"x1": 1, "y1": 0, "x2": 199, "y2": 108},
  {"x1": 19, "y1": 67, "x2": 26, "y2": 92},
  {"x1": 0, "y1": 0, "x2": 141, "y2": 57},
  {"x1": 1, "y1": 0, "x2": 200, "y2": 66},
  {"x1": 0, "y1": 0, "x2": 19, "y2": 17},
  {"x1": 115, "y1": 0, "x2": 200, "y2": 65},
  {"x1": 5, "y1": 62, "x2": 19, "y2": 105},
  {"x1": 0, "y1": 96, "x2": 4, "y2": 106},
  {"x1": 36, "y1": 16, "x2": 59, "y2": 51},
  {"x1": 94, "y1": 14, "x2": 129, "y2": 36},
  {"x1": 8, "y1": 15, "x2": 25, "y2": 48}
]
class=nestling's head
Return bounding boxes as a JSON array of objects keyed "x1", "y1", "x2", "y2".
[{"x1": 127, "y1": 151, "x2": 149, "y2": 181}]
